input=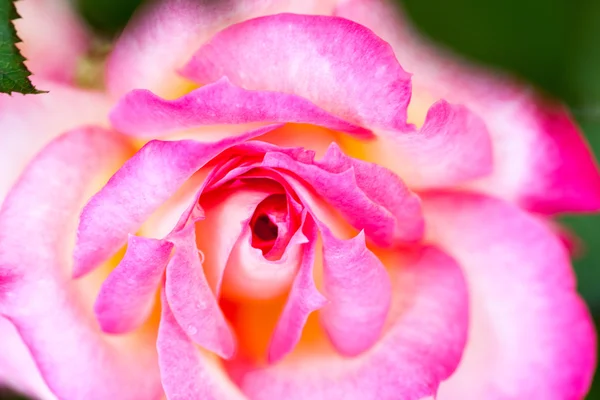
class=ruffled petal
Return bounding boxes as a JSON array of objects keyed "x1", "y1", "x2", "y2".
[
  {"x1": 226, "y1": 246, "x2": 468, "y2": 400},
  {"x1": 318, "y1": 226, "x2": 391, "y2": 357},
  {"x1": 157, "y1": 291, "x2": 245, "y2": 400},
  {"x1": 14, "y1": 0, "x2": 89, "y2": 84},
  {"x1": 336, "y1": 0, "x2": 600, "y2": 212},
  {"x1": 73, "y1": 125, "x2": 280, "y2": 277},
  {"x1": 165, "y1": 226, "x2": 235, "y2": 359},
  {"x1": 422, "y1": 192, "x2": 595, "y2": 399},
  {"x1": 0, "y1": 83, "x2": 112, "y2": 205},
  {"x1": 261, "y1": 142, "x2": 424, "y2": 245},
  {"x1": 110, "y1": 77, "x2": 370, "y2": 137},
  {"x1": 94, "y1": 235, "x2": 173, "y2": 334},
  {"x1": 107, "y1": 0, "x2": 336, "y2": 98},
  {"x1": 0, "y1": 128, "x2": 161, "y2": 399},
  {"x1": 181, "y1": 13, "x2": 412, "y2": 131}
]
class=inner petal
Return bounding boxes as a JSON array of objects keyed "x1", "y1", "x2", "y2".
[{"x1": 250, "y1": 194, "x2": 292, "y2": 260}]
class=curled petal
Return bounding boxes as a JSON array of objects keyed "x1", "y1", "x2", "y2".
[
  {"x1": 318, "y1": 226, "x2": 391, "y2": 357},
  {"x1": 0, "y1": 128, "x2": 161, "y2": 399},
  {"x1": 74, "y1": 125, "x2": 280, "y2": 277},
  {"x1": 381, "y1": 100, "x2": 492, "y2": 188},
  {"x1": 110, "y1": 77, "x2": 371, "y2": 138},
  {"x1": 182, "y1": 13, "x2": 412, "y2": 131},
  {"x1": 94, "y1": 235, "x2": 173, "y2": 334},
  {"x1": 268, "y1": 218, "x2": 326, "y2": 363},
  {"x1": 165, "y1": 227, "x2": 235, "y2": 359},
  {"x1": 423, "y1": 192, "x2": 595, "y2": 399}
]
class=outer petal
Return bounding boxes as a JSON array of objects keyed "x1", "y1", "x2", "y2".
[
  {"x1": 107, "y1": 0, "x2": 337, "y2": 98},
  {"x1": 157, "y1": 291, "x2": 245, "y2": 400},
  {"x1": 0, "y1": 317, "x2": 55, "y2": 399},
  {"x1": 227, "y1": 246, "x2": 468, "y2": 400},
  {"x1": 335, "y1": 0, "x2": 600, "y2": 212},
  {"x1": 319, "y1": 227, "x2": 391, "y2": 357},
  {"x1": 73, "y1": 125, "x2": 280, "y2": 277},
  {"x1": 14, "y1": 0, "x2": 89, "y2": 84},
  {"x1": 422, "y1": 192, "x2": 595, "y2": 399},
  {"x1": 372, "y1": 100, "x2": 492, "y2": 188},
  {"x1": 94, "y1": 235, "x2": 173, "y2": 334},
  {"x1": 0, "y1": 83, "x2": 112, "y2": 206},
  {"x1": 181, "y1": 14, "x2": 412, "y2": 131},
  {"x1": 110, "y1": 77, "x2": 370, "y2": 137},
  {"x1": 183, "y1": 13, "x2": 492, "y2": 187},
  {"x1": 0, "y1": 128, "x2": 161, "y2": 399}
]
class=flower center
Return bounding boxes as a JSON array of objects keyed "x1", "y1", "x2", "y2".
[{"x1": 253, "y1": 214, "x2": 279, "y2": 243}]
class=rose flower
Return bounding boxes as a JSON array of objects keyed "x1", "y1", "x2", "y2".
[{"x1": 1, "y1": 0, "x2": 598, "y2": 399}]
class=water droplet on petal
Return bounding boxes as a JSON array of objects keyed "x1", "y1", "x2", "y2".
[
  {"x1": 195, "y1": 301, "x2": 207, "y2": 310},
  {"x1": 187, "y1": 325, "x2": 198, "y2": 335}
]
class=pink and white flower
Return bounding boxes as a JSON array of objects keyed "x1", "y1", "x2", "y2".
[{"x1": 1, "y1": 0, "x2": 598, "y2": 399}]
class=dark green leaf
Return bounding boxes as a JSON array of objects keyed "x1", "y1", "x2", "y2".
[{"x1": 0, "y1": 0, "x2": 44, "y2": 94}]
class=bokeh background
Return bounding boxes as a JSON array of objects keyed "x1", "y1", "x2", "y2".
[{"x1": 3, "y1": 0, "x2": 600, "y2": 398}]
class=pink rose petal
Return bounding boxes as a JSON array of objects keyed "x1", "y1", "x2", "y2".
[
  {"x1": 14, "y1": 0, "x2": 89, "y2": 84},
  {"x1": 94, "y1": 235, "x2": 173, "y2": 334},
  {"x1": 181, "y1": 13, "x2": 412, "y2": 131},
  {"x1": 423, "y1": 192, "x2": 595, "y2": 399},
  {"x1": 0, "y1": 128, "x2": 161, "y2": 399},
  {"x1": 110, "y1": 77, "x2": 371, "y2": 138},
  {"x1": 262, "y1": 142, "x2": 424, "y2": 245},
  {"x1": 318, "y1": 225, "x2": 391, "y2": 357},
  {"x1": 268, "y1": 217, "x2": 326, "y2": 363},
  {"x1": 336, "y1": 0, "x2": 600, "y2": 212},
  {"x1": 157, "y1": 290, "x2": 245, "y2": 400},
  {"x1": 165, "y1": 226, "x2": 236, "y2": 359},
  {"x1": 74, "y1": 124, "x2": 281, "y2": 277},
  {"x1": 227, "y1": 246, "x2": 468, "y2": 400},
  {"x1": 0, "y1": 83, "x2": 112, "y2": 205},
  {"x1": 107, "y1": 0, "x2": 337, "y2": 98}
]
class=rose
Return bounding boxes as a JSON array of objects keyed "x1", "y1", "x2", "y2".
[{"x1": 1, "y1": 0, "x2": 598, "y2": 399}]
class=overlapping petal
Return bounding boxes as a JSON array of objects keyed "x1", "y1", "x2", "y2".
[
  {"x1": 182, "y1": 14, "x2": 412, "y2": 131},
  {"x1": 226, "y1": 246, "x2": 468, "y2": 400},
  {"x1": 268, "y1": 218, "x2": 326, "y2": 363},
  {"x1": 261, "y1": 142, "x2": 423, "y2": 244},
  {"x1": 157, "y1": 291, "x2": 245, "y2": 400},
  {"x1": 94, "y1": 236, "x2": 173, "y2": 334},
  {"x1": 73, "y1": 125, "x2": 280, "y2": 277},
  {"x1": 335, "y1": 0, "x2": 600, "y2": 212},
  {"x1": 107, "y1": 0, "x2": 337, "y2": 98},
  {"x1": 110, "y1": 77, "x2": 371, "y2": 137},
  {"x1": 423, "y1": 192, "x2": 595, "y2": 399},
  {"x1": 0, "y1": 128, "x2": 161, "y2": 399}
]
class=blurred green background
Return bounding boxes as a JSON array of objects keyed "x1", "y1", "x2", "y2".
[{"x1": 4, "y1": 0, "x2": 600, "y2": 398}]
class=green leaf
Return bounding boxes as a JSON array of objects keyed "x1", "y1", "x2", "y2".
[{"x1": 0, "y1": 0, "x2": 44, "y2": 94}]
